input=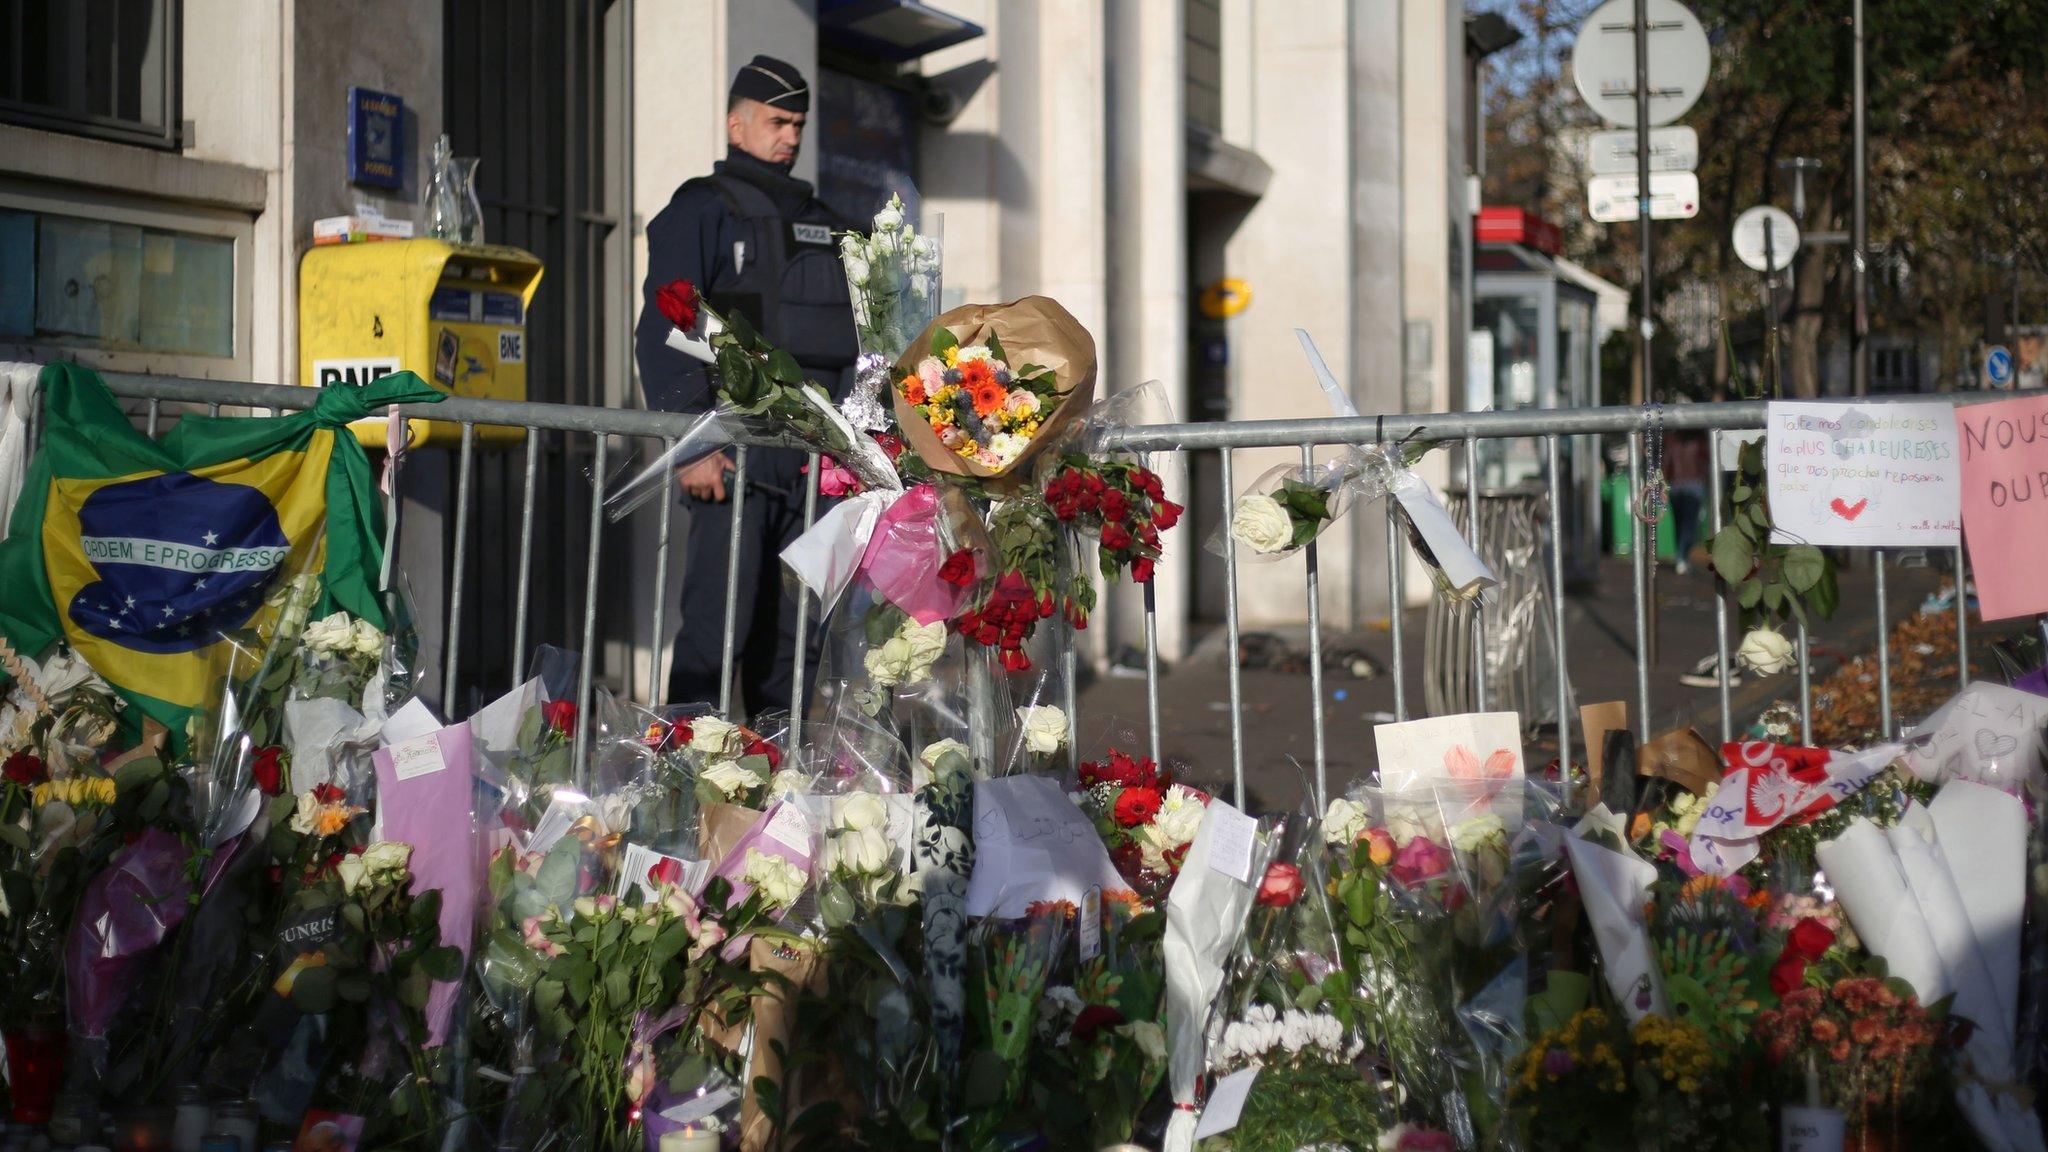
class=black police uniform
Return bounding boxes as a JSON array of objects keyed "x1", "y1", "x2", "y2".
[{"x1": 634, "y1": 148, "x2": 857, "y2": 715}]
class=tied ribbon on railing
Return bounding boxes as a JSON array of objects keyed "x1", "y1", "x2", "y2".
[{"x1": 1686, "y1": 740, "x2": 1902, "y2": 875}]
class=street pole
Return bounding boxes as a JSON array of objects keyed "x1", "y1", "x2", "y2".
[
  {"x1": 1851, "y1": 0, "x2": 1869, "y2": 396},
  {"x1": 1764, "y1": 223, "x2": 1779, "y2": 398},
  {"x1": 1634, "y1": 0, "x2": 1654, "y2": 407},
  {"x1": 1634, "y1": 0, "x2": 1658, "y2": 661}
]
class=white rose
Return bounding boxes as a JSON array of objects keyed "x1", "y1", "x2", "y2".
[
  {"x1": 572, "y1": 896, "x2": 598, "y2": 921},
  {"x1": 768, "y1": 768, "x2": 811, "y2": 798},
  {"x1": 1450, "y1": 813, "x2": 1505, "y2": 853},
  {"x1": 741, "y1": 848, "x2": 808, "y2": 909},
  {"x1": 689, "y1": 717, "x2": 741, "y2": 757},
  {"x1": 336, "y1": 854, "x2": 368, "y2": 894},
  {"x1": 837, "y1": 792, "x2": 889, "y2": 833},
  {"x1": 701, "y1": 760, "x2": 765, "y2": 800},
  {"x1": 844, "y1": 254, "x2": 871, "y2": 287},
  {"x1": 301, "y1": 613, "x2": 354, "y2": 654},
  {"x1": 919, "y1": 738, "x2": 970, "y2": 772},
  {"x1": 836, "y1": 826, "x2": 893, "y2": 875},
  {"x1": 1737, "y1": 627, "x2": 1795, "y2": 676},
  {"x1": 910, "y1": 234, "x2": 939, "y2": 269},
  {"x1": 872, "y1": 203, "x2": 903, "y2": 232},
  {"x1": 864, "y1": 636, "x2": 910, "y2": 688},
  {"x1": 1121, "y1": 1020, "x2": 1166, "y2": 1064},
  {"x1": 349, "y1": 619, "x2": 384, "y2": 658},
  {"x1": 902, "y1": 620, "x2": 947, "y2": 670},
  {"x1": 1323, "y1": 797, "x2": 1370, "y2": 845},
  {"x1": 1014, "y1": 706, "x2": 1069, "y2": 756},
  {"x1": 1230, "y1": 492, "x2": 1295, "y2": 554},
  {"x1": 289, "y1": 791, "x2": 322, "y2": 835},
  {"x1": 360, "y1": 840, "x2": 412, "y2": 882}
]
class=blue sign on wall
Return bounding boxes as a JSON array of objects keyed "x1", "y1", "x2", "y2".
[{"x1": 348, "y1": 87, "x2": 405, "y2": 191}]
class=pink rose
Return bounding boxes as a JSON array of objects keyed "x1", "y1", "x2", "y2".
[
  {"x1": 815, "y1": 456, "x2": 860, "y2": 497},
  {"x1": 917, "y1": 357, "x2": 946, "y2": 396},
  {"x1": 1389, "y1": 836, "x2": 1452, "y2": 887}
]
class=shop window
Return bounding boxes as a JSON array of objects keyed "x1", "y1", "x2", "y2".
[{"x1": 0, "y1": 206, "x2": 235, "y2": 359}]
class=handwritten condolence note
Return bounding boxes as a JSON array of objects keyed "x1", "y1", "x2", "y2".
[
  {"x1": 1765, "y1": 401, "x2": 1960, "y2": 548},
  {"x1": 1959, "y1": 393, "x2": 2048, "y2": 621}
]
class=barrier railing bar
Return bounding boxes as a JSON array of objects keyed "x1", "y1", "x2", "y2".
[
  {"x1": 1874, "y1": 549, "x2": 1892, "y2": 739},
  {"x1": 146, "y1": 399, "x2": 160, "y2": 437},
  {"x1": 648, "y1": 437, "x2": 677, "y2": 704},
  {"x1": 1386, "y1": 503, "x2": 1407, "y2": 721},
  {"x1": 1797, "y1": 621, "x2": 1813, "y2": 744},
  {"x1": 789, "y1": 454, "x2": 820, "y2": 748},
  {"x1": 1956, "y1": 544, "x2": 1970, "y2": 690},
  {"x1": 511, "y1": 428, "x2": 541, "y2": 691},
  {"x1": 1627, "y1": 433, "x2": 1650, "y2": 742},
  {"x1": 573, "y1": 435, "x2": 609, "y2": 785},
  {"x1": 1142, "y1": 578, "x2": 1162, "y2": 771},
  {"x1": 1464, "y1": 435, "x2": 1488, "y2": 715},
  {"x1": 1220, "y1": 449, "x2": 1246, "y2": 808},
  {"x1": 1301, "y1": 444, "x2": 1328, "y2": 810},
  {"x1": 719, "y1": 446, "x2": 749, "y2": 715},
  {"x1": 443, "y1": 422, "x2": 477, "y2": 710},
  {"x1": 1544, "y1": 435, "x2": 1572, "y2": 798},
  {"x1": 1708, "y1": 433, "x2": 1732, "y2": 744}
]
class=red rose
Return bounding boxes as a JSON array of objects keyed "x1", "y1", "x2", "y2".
[
  {"x1": 312, "y1": 782, "x2": 347, "y2": 805},
  {"x1": 647, "y1": 856, "x2": 684, "y2": 889},
  {"x1": 743, "y1": 737, "x2": 782, "y2": 770},
  {"x1": 938, "y1": 549, "x2": 978, "y2": 587},
  {"x1": 656, "y1": 279, "x2": 700, "y2": 330},
  {"x1": 2, "y1": 750, "x2": 47, "y2": 787},
  {"x1": 543, "y1": 699, "x2": 578, "y2": 737},
  {"x1": 1071, "y1": 1003, "x2": 1127, "y2": 1044},
  {"x1": 1152, "y1": 499, "x2": 1183, "y2": 530},
  {"x1": 1256, "y1": 861, "x2": 1305, "y2": 908},
  {"x1": 1769, "y1": 954, "x2": 1809, "y2": 998},
  {"x1": 1101, "y1": 489, "x2": 1129, "y2": 521},
  {"x1": 1109, "y1": 840, "x2": 1144, "y2": 878},
  {"x1": 1100, "y1": 522, "x2": 1132, "y2": 552},
  {"x1": 1787, "y1": 917, "x2": 1836, "y2": 961},
  {"x1": 1112, "y1": 786, "x2": 1163, "y2": 827},
  {"x1": 875, "y1": 433, "x2": 905, "y2": 462},
  {"x1": 251, "y1": 745, "x2": 286, "y2": 797},
  {"x1": 1130, "y1": 557, "x2": 1155, "y2": 583}
]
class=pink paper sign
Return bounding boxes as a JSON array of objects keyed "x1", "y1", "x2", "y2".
[{"x1": 1958, "y1": 395, "x2": 2048, "y2": 620}]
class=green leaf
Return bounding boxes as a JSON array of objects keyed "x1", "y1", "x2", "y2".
[
  {"x1": 1731, "y1": 484, "x2": 1752, "y2": 502},
  {"x1": 419, "y1": 945, "x2": 464, "y2": 982},
  {"x1": 1809, "y1": 559, "x2": 1841, "y2": 620},
  {"x1": 534, "y1": 978, "x2": 565, "y2": 1015},
  {"x1": 931, "y1": 325, "x2": 959, "y2": 358},
  {"x1": 767, "y1": 348, "x2": 804, "y2": 384},
  {"x1": 0, "y1": 823, "x2": 29, "y2": 853},
  {"x1": 1764, "y1": 583, "x2": 1785, "y2": 613},
  {"x1": 1782, "y1": 544, "x2": 1825, "y2": 594},
  {"x1": 1737, "y1": 578, "x2": 1764, "y2": 609},
  {"x1": 1710, "y1": 529, "x2": 1754, "y2": 585},
  {"x1": 289, "y1": 964, "x2": 338, "y2": 1014}
]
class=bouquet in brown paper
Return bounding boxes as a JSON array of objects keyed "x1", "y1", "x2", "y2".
[{"x1": 890, "y1": 295, "x2": 1096, "y2": 482}]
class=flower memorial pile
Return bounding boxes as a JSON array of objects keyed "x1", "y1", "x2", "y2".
[{"x1": 5, "y1": 201, "x2": 2048, "y2": 1152}]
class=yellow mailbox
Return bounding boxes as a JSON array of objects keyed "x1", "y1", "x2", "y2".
[{"x1": 298, "y1": 239, "x2": 543, "y2": 448}]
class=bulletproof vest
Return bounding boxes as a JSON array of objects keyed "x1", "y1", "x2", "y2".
[{"x1": 688, "y1": 172, "x2": 858, "y2": 376}]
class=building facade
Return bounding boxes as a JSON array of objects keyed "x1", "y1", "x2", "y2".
[{"x1": 0, "y1": 0, "x2": 1497, "y2": 710}]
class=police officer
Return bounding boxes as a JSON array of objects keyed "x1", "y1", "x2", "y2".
[{"x1": 634, "y1": 55, "x2": 857, "y2": 715}]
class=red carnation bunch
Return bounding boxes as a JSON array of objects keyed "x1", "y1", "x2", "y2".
[
  {"x1": 1044, "y1": 458, "x2": 1182, "y2": 586},
  {"x1": 1073, "y1": 748, "x2": 1209, "y2": 904}
]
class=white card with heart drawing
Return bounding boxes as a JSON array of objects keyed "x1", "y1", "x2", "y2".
[
  {"x1": 1765, "y1": 400, "x2": 1961, "y2": 548},
  {"x1": 1373, "y1": 711, "x2": 1526, "y2": 832}
]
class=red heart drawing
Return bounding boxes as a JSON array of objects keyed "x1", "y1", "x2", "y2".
[{"x1": 1830, "y1": 497, "x2": 1868, "y2": 521}]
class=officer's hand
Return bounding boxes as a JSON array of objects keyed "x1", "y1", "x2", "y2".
[{"x1": 677, "y1": 452, "x2": 733, "y2": 502}]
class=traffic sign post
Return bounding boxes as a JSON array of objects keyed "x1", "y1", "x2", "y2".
[
  {"x1": 1588, "y1": 173, "x2": 1701, "y2": 222},
  {"x1": 1733, "y1": 206, "x2": 1800, "y2": 396},
  {"x1": 1987, "y1": 345, "x2": 2014, "y2": 388},
  {"x1": 1586, "y1": 126, "x2": 1699, "y2": 174}
]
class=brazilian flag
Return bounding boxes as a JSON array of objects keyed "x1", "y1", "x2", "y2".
[{"x1": 0, "y1": 363, "x2": 442, "y2": 738}]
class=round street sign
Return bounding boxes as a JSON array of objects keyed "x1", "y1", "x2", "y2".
[
  {"x1": 1987, "y1": 345, "x2": 2014, "y2": 385},
  {"x1": 1732, "y1": 206, "x2": 1800, "y2": 272},
  {"x1": 1571, "y1": 0, "x2": 1712, "y2": 128}
]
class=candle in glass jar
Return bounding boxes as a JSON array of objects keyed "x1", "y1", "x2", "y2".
[{"x1": 658, "y1": 1126, "x2": 720, "y2": 1152}]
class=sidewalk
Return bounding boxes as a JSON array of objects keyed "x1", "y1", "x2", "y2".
[{"x1": 1075, "y1": 553, "x2": 2005, "y2": 813}]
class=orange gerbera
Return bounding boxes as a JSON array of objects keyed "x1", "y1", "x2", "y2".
[
  {"x1": 957, "y1": 358, "x2": 997, "y2": 391},
  {"x1": 971, "y1": 380, "x2": 1008, "y2": 417},
  {"x1": 902, "y1": 375, "x2": 927, "y2": 405}
]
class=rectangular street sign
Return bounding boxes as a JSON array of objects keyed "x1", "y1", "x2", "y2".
[
  {"x1": 1587, "y1": 172, "x2": 1701, "y2": 223},
  {"x1": 1586, "y1": 126, "x2": 1699, "y2": 175}
]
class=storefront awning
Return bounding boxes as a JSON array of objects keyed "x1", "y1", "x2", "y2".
[{"x1": 819, "y1": 0, "x2": 984, "y2": 62}]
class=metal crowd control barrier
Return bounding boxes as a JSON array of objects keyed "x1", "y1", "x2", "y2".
[{"x1": 73, "y1": 373, "x2": 2004, "y2": 814}]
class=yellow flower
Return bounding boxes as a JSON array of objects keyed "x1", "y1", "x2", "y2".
[
  {"x1": 315, "y1": 806, "x2": 354, "y2": 837},
  {"x1": 32, "y1": 777, "x2": 115, "y2": 808}
]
